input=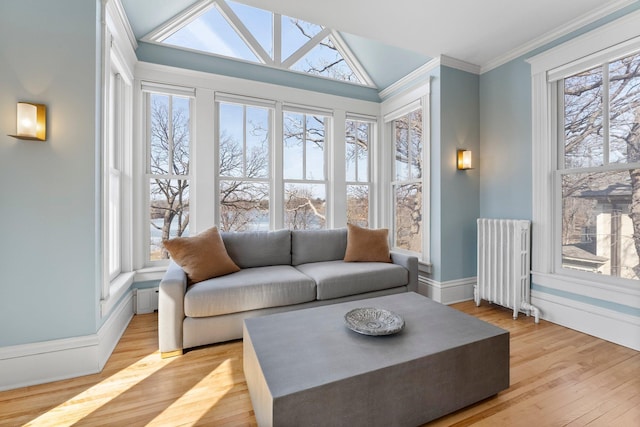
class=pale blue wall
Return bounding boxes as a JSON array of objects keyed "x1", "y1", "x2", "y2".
[
  {"x1": 479, "y1": 2, "x2": 640, "y2": 221},
  {"x1": 0, "y1": 0, "x2": 100, "y2": 346},
  {"x1": 136, "y1": 42, "x2": 382, "y2": 102},
  {"x1": 479, "y1": 60, "x2": 532, "y2": 220},
  {"x1": 430, "y1": 66, "x2": 480, "y2": 282},
  {"x1": 479, "y1": 3, "x2": 640, "y2": 315}
]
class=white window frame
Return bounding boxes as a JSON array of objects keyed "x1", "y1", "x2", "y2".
[
  {"x1": 381, "y1": 82, "x2": 431, "y2": 264},
  {"x1": 215, "y1": 95, "x2": 275, "y2": 231},
  {"x1": 345, "y1": 114, "x2": 376, "y2": 227},
  {"x1": 100, "y1": 0, "x2": 136, "y2": 317},
  {"x1": 282, "y1": 106, "x2": 331, "y2": 230},
  {"x1": 141, "y1": 0, "x2": 375, "y2": 87},
  {"x1": 528, "y1": 10, "x2": 640, "y2": 305},
  {"x1": 143, "y1": 85, "x2": 195, "y2": 266},
  {"x1": 134, "y1": 62, "x2": 380, "y2": 277}
]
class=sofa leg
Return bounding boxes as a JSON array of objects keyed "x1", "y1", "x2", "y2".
[{"x1": 161, "y1": 349, "x2": 183, "y2": 358}]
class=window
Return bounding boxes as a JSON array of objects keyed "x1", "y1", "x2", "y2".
[
  {"x1": 218, "y1": 101, "x2": 272, "y2": 231},
  {"x1": 144, "y1": 0, "x2": 373, "y2": 86},
  {"x1": 137, "y1": 65, "x2": 380, "y2": 268},
  {"x1": 106, "y1": 70, "x2": 123, "y2": 281},
  {"x1": 146, "y1": 92, "x2": 192, "y2": 261},
  {"x1": 392, "y1": 108, "x2": 423, "y2": 254},
  {"x1": 346, "y1": 118, "x2": 372, "y2": 226},
  {"x1": 100, "y1": 0, "x2": 136, "y2": 316},
  {"x1": 283, "y1": 110, "x2": 329, "y2": 229},
  {"x1": 529, "y1": 12, "x2": 640, "y2": 293},
  {"x1": 560, "y1": 51, "x2": 640, "y2": 281}
]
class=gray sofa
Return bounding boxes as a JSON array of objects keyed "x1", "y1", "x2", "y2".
[{"x1": 158, "y1": 228, "x2": 418, "y2": 357}]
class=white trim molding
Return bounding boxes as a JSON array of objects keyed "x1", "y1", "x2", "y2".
[
  {"x1": 379, "y1": 55, "x2": 481, "y2": 101},
  {"x1": 419, "y1": 276, "x2": 476, "y2": 305},
  {"x1": 532, "y1": 289, "x2": 640, "y2": 351},
  {"x1": 0, "y1": 292, "x2": 133, "y2": 391},
  {"x1": 481, "y1": 0, "x2": 637, "y2": 73}
]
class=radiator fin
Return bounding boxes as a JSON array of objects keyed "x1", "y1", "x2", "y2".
[{"x1": 476, "y1": 218, "x2": 540, "y2": 323}]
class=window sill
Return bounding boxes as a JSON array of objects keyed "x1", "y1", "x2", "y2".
[
  {"x1": 418, "y1": 261, "x2": 432, "y2": 275},
  {"x1": 101, "y1": 271, "x2": 135, "y2": 318},
  {"x1": 135, "y1": 266, "x2": 168, "y2": 282}
]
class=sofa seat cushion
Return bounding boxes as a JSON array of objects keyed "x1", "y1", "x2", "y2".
[
  {"x1": 184, "y1": 265, "x2": 316, "y2": 317},
  {"x1": 295, "y1": 260, "x2": 408, "y2": 301}
]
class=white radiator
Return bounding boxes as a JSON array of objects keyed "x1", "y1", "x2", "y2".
[{"x1": 476, "y1": 218, "x2": 540, "y2": 323}]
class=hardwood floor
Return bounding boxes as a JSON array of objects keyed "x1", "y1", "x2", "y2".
[{"x1": 1, "y1": 300, "x2": 638, "y2": 426}]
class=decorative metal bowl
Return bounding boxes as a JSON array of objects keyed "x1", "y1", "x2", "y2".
[{"x1": 344, "y1": 307, "x2": 405, "y2": 336}]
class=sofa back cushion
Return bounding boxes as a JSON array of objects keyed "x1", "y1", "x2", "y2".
[
  {"x1": 291, "y1": 228, "x2": 347, "y2": 266},
  {"x1": 221, "y1": 229, "x2": 291, "y2": 268}
]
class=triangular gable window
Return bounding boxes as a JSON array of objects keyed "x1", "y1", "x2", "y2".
[
  {"x1": 163, "y1": 5, "x2": 258, "y2": 62},
  {"x1": 290, "y1": 35, "x2": 362, "y2": 84},
  {"x1": 144, "y1": 0, "x2": 374, "y2": 87},
  {"x1": 227, "y1": 0, "x2": 273, "y2": 59},
  {"x1": 281, "y1": 17, "x2": 324, "y2": 62}
]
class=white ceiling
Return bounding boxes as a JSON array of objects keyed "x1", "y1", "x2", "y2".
[{"x1": 235, "y1": 0, "x2": 633, "y2": 69}]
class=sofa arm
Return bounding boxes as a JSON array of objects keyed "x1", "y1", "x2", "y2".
[
  {"x1": 158, "y1": 261, "x2": 187, "y2": 357},
  {"x1": 390, "y1": 251, "x2": 419, "y2": 293}
]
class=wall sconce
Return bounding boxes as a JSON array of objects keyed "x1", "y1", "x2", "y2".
[
  {"x1": 457, "y1": 149, "x2": 473, "y2": 170},
  {"x1": 9, "y1": 102, "x2": 47, "y2": 141}
]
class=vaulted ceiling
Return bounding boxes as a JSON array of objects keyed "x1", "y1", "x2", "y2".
[{"x1": 121, "y1": 0, "x2": 632, "y2": 90}]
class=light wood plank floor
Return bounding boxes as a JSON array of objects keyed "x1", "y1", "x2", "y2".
[{"x1": 1, "y1": 301, "x2": 638, "y2": 426}]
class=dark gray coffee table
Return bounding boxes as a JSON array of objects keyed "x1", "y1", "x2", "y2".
[{"x1": 243, "y1": 292, "x2": 509, "y2": 426}]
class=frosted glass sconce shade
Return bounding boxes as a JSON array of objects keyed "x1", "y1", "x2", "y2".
[
  {"x1": 10, "y1": 102, "x2": 46, "y2": 141},
  {"x1": 457, "y1": 149, "x2": 472, "y2": 170}
]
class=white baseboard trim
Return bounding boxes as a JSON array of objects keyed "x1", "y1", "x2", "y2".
[
  {"x1": 0, "y1": 291, "x2": 134, "y2": 391},
  {"x1": 532, "y1": 290, "x2": 640, "y2": 351},
  {"x1": 419, "y1": 276, "x2": 476, "y2": 305}
]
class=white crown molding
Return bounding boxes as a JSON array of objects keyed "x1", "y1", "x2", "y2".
[
  {"x1": 109, "y1": 0, "x2": 138, "y2": 50},
  {"x1": 379, "y1": 57, "x2": 440, "y2": 100},
  {"x1": 440, "y1": 55, "x2": 481, "y2": 75},
  {"x1": 379, "y1": 54, "x2": 481, "y2": 100},
  {"x1": 481, "y1": 0, "x2": 637, "y2": 73}
]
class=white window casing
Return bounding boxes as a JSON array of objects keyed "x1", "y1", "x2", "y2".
[{"x1": 528, "y1": 10, "x2": 640, "y2": 304}]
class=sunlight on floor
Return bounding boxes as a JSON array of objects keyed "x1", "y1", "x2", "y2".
[
  {"x1": 26, "y1": 352, "x2": 173, "y2": 426},
  {"x1": 146, "y1": 359, "x2": 235, "y2": 426}
]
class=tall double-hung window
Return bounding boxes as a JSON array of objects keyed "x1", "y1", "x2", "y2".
[
  {"x1": 145, "y1": 88, "x2": 193, "y2": 261},
  {"x1": 283, "y1": 109, "x2": 329, "y2": 229},
  {"x1": 346, "y1": 117, "x2": 373, "y2": 226},
  {"x1": 529, "y1": 16, "x2": 640, "y2": 292},
  {"x1": 218, "y1": 100, "x2": 272, "y2": 231},
  {"x1": 392, "y1": 108, "x2": 423, "y2": 254},
  {"x1": 559, "y1": 51, "x2": 640, "y2": 281}
]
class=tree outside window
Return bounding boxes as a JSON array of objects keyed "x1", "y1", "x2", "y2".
[
  {"x1": 561, "y1": 51, "x2": 640, "y2": 279},
  {"x1": 346, "y1": 119, "x2": 371, "y2": 227},
  {"x1": 392, "y1": 109, "x2": 423, "y2": 253},
  {"x1": 283, "y1": 112, "x2": 327, "y2": 229},
  {"x1": 218, "y1": 102, "x2": 271, "y2": 232},
  {"x1": 148, "y1": 93, "x2": 191, "y2": 260}
]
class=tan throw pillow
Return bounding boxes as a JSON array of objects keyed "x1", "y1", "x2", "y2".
[
  {"x1": 344, "y1": 223, "x2": 391, "y2": 263},
  {"x1": 163, "y1": 227, "x2": 240, "y2": 283}
]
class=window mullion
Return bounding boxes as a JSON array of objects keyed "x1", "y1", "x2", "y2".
[
  {"x1": 273, "y1": 103, "x2": 284, "y2": 229},
  {"x1": 273, "y1": 14, "x2": 281, "y2": 65},
  {"x1": 242, "y1": 106, "x2": 247, "y2": 177},
  {"x1": 302, "y1": 114, "x2": 307, "y2": 179},
  {"x1": 168, "y1": 96, "x2": 174, "y2": 176},
  {"x1": 603, "y1": 63, "x2": 610, "y2": 165},
  {"x1": 281, "y1": 27, "x2": 331, "y2": 69}
]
